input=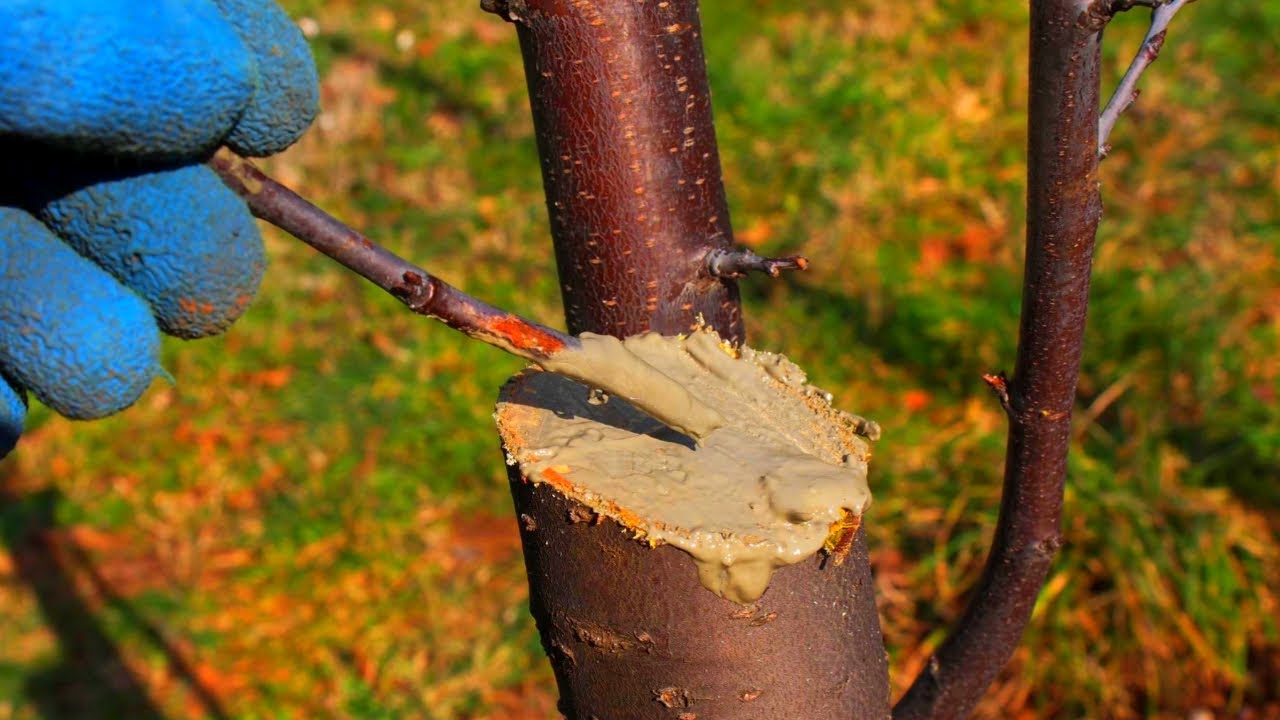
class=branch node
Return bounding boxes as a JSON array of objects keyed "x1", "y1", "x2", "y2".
[
  {"x1": 479, "y1": 0, "x2": 526, "y2": 23},
  {"x1": 981, "y1": 371, "x2": 1013, "y2": 416},
  {"x1": 1035, "y1": 533, "x2": 1065, "y2": 559},
  {"x1": 1143, "y1": 29, "x2": 1168, "y2": 60},
  {"x1": 1079, "y1": 0, "x2": 1168, "y2": 30},
  {"x1": 1097, "y1": 0, "x2": 1193, "y2": 158},
  {"x1": 1039, "y1": 407, "x2": 1071, "y2": 422},
  {"x1": 389, "y1": 270, "x2": 434, "y2": 311},
  {"x1": 705, "y1": 247, "x2": 809, "y2": 280},
  {"x1": 1126, "y1": 87, "x2": 1141, "y2": 111}
]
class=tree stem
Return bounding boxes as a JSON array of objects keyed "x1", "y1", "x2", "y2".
[
  {"x1": 493, "y1": 0, "x2": 745, "y2": 341},
  {"x1": 488, "y1": 1, "x2": 890, "y2": 716},
  {"x1": 893, "y1": 1, "x2": 1104, "y2": 717}
]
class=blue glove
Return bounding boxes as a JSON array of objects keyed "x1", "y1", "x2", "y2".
[{"x1": 0, "y1": 0, "x2": 319, "y2": 457}]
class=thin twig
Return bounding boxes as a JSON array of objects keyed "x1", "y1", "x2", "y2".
[
  {"x1": 1072, "y1": 370, "x2": 1135, "y2": 440},
  {"x1": 704, "y1": 246, "x2": 809, "y2": 279},
  {"x1": 1098, "y1": 0, "x2": 1196, "y2": 158},
  {"x1": 209, "y1": 148, "x2": 576, "y2": 363}
]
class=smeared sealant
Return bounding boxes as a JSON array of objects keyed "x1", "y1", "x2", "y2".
[
  {"x1": 496, "y1": 327, "x2": 877, "y2": 604},
  {"x1": 537, "y1": 333, "x2": 726, "y2": 441}
]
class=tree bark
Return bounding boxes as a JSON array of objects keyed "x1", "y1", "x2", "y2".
[
  {"x1": 487, "y1": 0, "x2": 743, "y2": 341},
  {"x1": 893, "y1": 1, "x2": 1104, "y2": 718},
  {"x1": 487, "y1": 0, "x2": 891, "y2": 717}
]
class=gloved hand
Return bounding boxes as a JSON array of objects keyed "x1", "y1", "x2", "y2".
[{"x1": 0, "y1": 0, "x2": 319, "y2": 457}]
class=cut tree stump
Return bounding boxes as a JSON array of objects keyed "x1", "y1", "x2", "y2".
[{"x1": 496, "y1": 350, "x2": 891, "y2": 719}]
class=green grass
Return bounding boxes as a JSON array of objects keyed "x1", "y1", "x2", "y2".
[{"x1": 1, "y1": 1, "x2": 1276, "y2": 718}]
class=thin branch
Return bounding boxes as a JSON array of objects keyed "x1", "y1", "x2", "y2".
[
  {"x1": 893, "y1": 0, "x2": 1105, "y2": 717},
  {"x1": 1098, "y1": 0, "x2": 1196, "y2": 158},
  {"x1": 1071, "y1": 370, "x2": 1135, "y2": 440},
  {"x1": 209, "y1": 149, "x2": 575, "y2": 363},
  {"x1": 704, "y1": 246, "x2": 809, "y2": 279}
]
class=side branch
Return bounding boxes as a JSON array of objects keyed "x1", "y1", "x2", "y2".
[
  {"x1": 704, "y1": 247, "x2": 809, "y2": 279},
  {"x1": 893, "y1": 1, "x2": 1104, "y2": 717},
  {"x1": 1098, "y1": 0, "x2": 1197, "y2": 157},
  {"x1": 208, "y1": 149, "x2": 574, "y2": 363}
]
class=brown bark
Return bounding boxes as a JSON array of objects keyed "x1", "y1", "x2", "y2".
[
  {"x1": 487, "y1": 0, "x2": 743, "y2": 341},
  {"x1": 892, "y1": 1, "x2": 1104, "y2": 718},
  {"x1": 487, "y1": 0, "x2": 891, "y2": 717}
]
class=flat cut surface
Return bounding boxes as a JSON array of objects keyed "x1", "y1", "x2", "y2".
[
  {"x1": 538, "y1": 332, "x2": 726, "y2": 440},
  {"x1": 497, "y1": 328, "x2": 875, "y2": 603}
]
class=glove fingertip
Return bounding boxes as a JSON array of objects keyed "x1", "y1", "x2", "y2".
[
  {"x1": 215, "y1": 0, "x2": 320, "y2": 156},
  {"x1": 0, "y1": 0, "x2": 257, "y2": 159},
  {"x1": 0, "y1": 208, "x2": 162, "y2": 423},
  {"x1": 37, "y1": 164, "x2": 266, "y2": 340}
]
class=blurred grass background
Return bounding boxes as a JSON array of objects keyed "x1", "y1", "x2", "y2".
[{"x1": 1, "y1": 0, "x2": 1277, "y2": 718}]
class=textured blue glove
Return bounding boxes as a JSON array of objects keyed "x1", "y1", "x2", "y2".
[{"x1": 0, "y1": 0, "x2": 319, "y2": 457}]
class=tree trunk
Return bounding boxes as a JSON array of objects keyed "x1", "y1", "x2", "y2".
[
  {"x1": 488, "y1": 0, "x2": 742, "y2": 340},
  {"x1": 486, "y1": 0, "x2": 892, "y2": 717},
  {"x1": 503, "y1": 442, "x2": 888, "y2": 719}
]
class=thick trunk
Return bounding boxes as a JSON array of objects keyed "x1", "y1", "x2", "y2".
[
  {"x1": 494, "y1": 0, "x2": 743, "y2": 340},
  {"x1": 487, "y1": 0, "x2": 892, "y2": 717},
  {"x1": 504, "y1": 442, "x2": 889, "y2": 719}
]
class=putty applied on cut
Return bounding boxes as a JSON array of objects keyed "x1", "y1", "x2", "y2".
[{"x1": 497, "y1": 327, "x2": 878, "y2": 604}]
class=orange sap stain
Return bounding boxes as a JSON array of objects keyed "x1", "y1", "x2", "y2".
[{"x1": 487, "y1": 316, "x2": 566, "y2": 354}]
